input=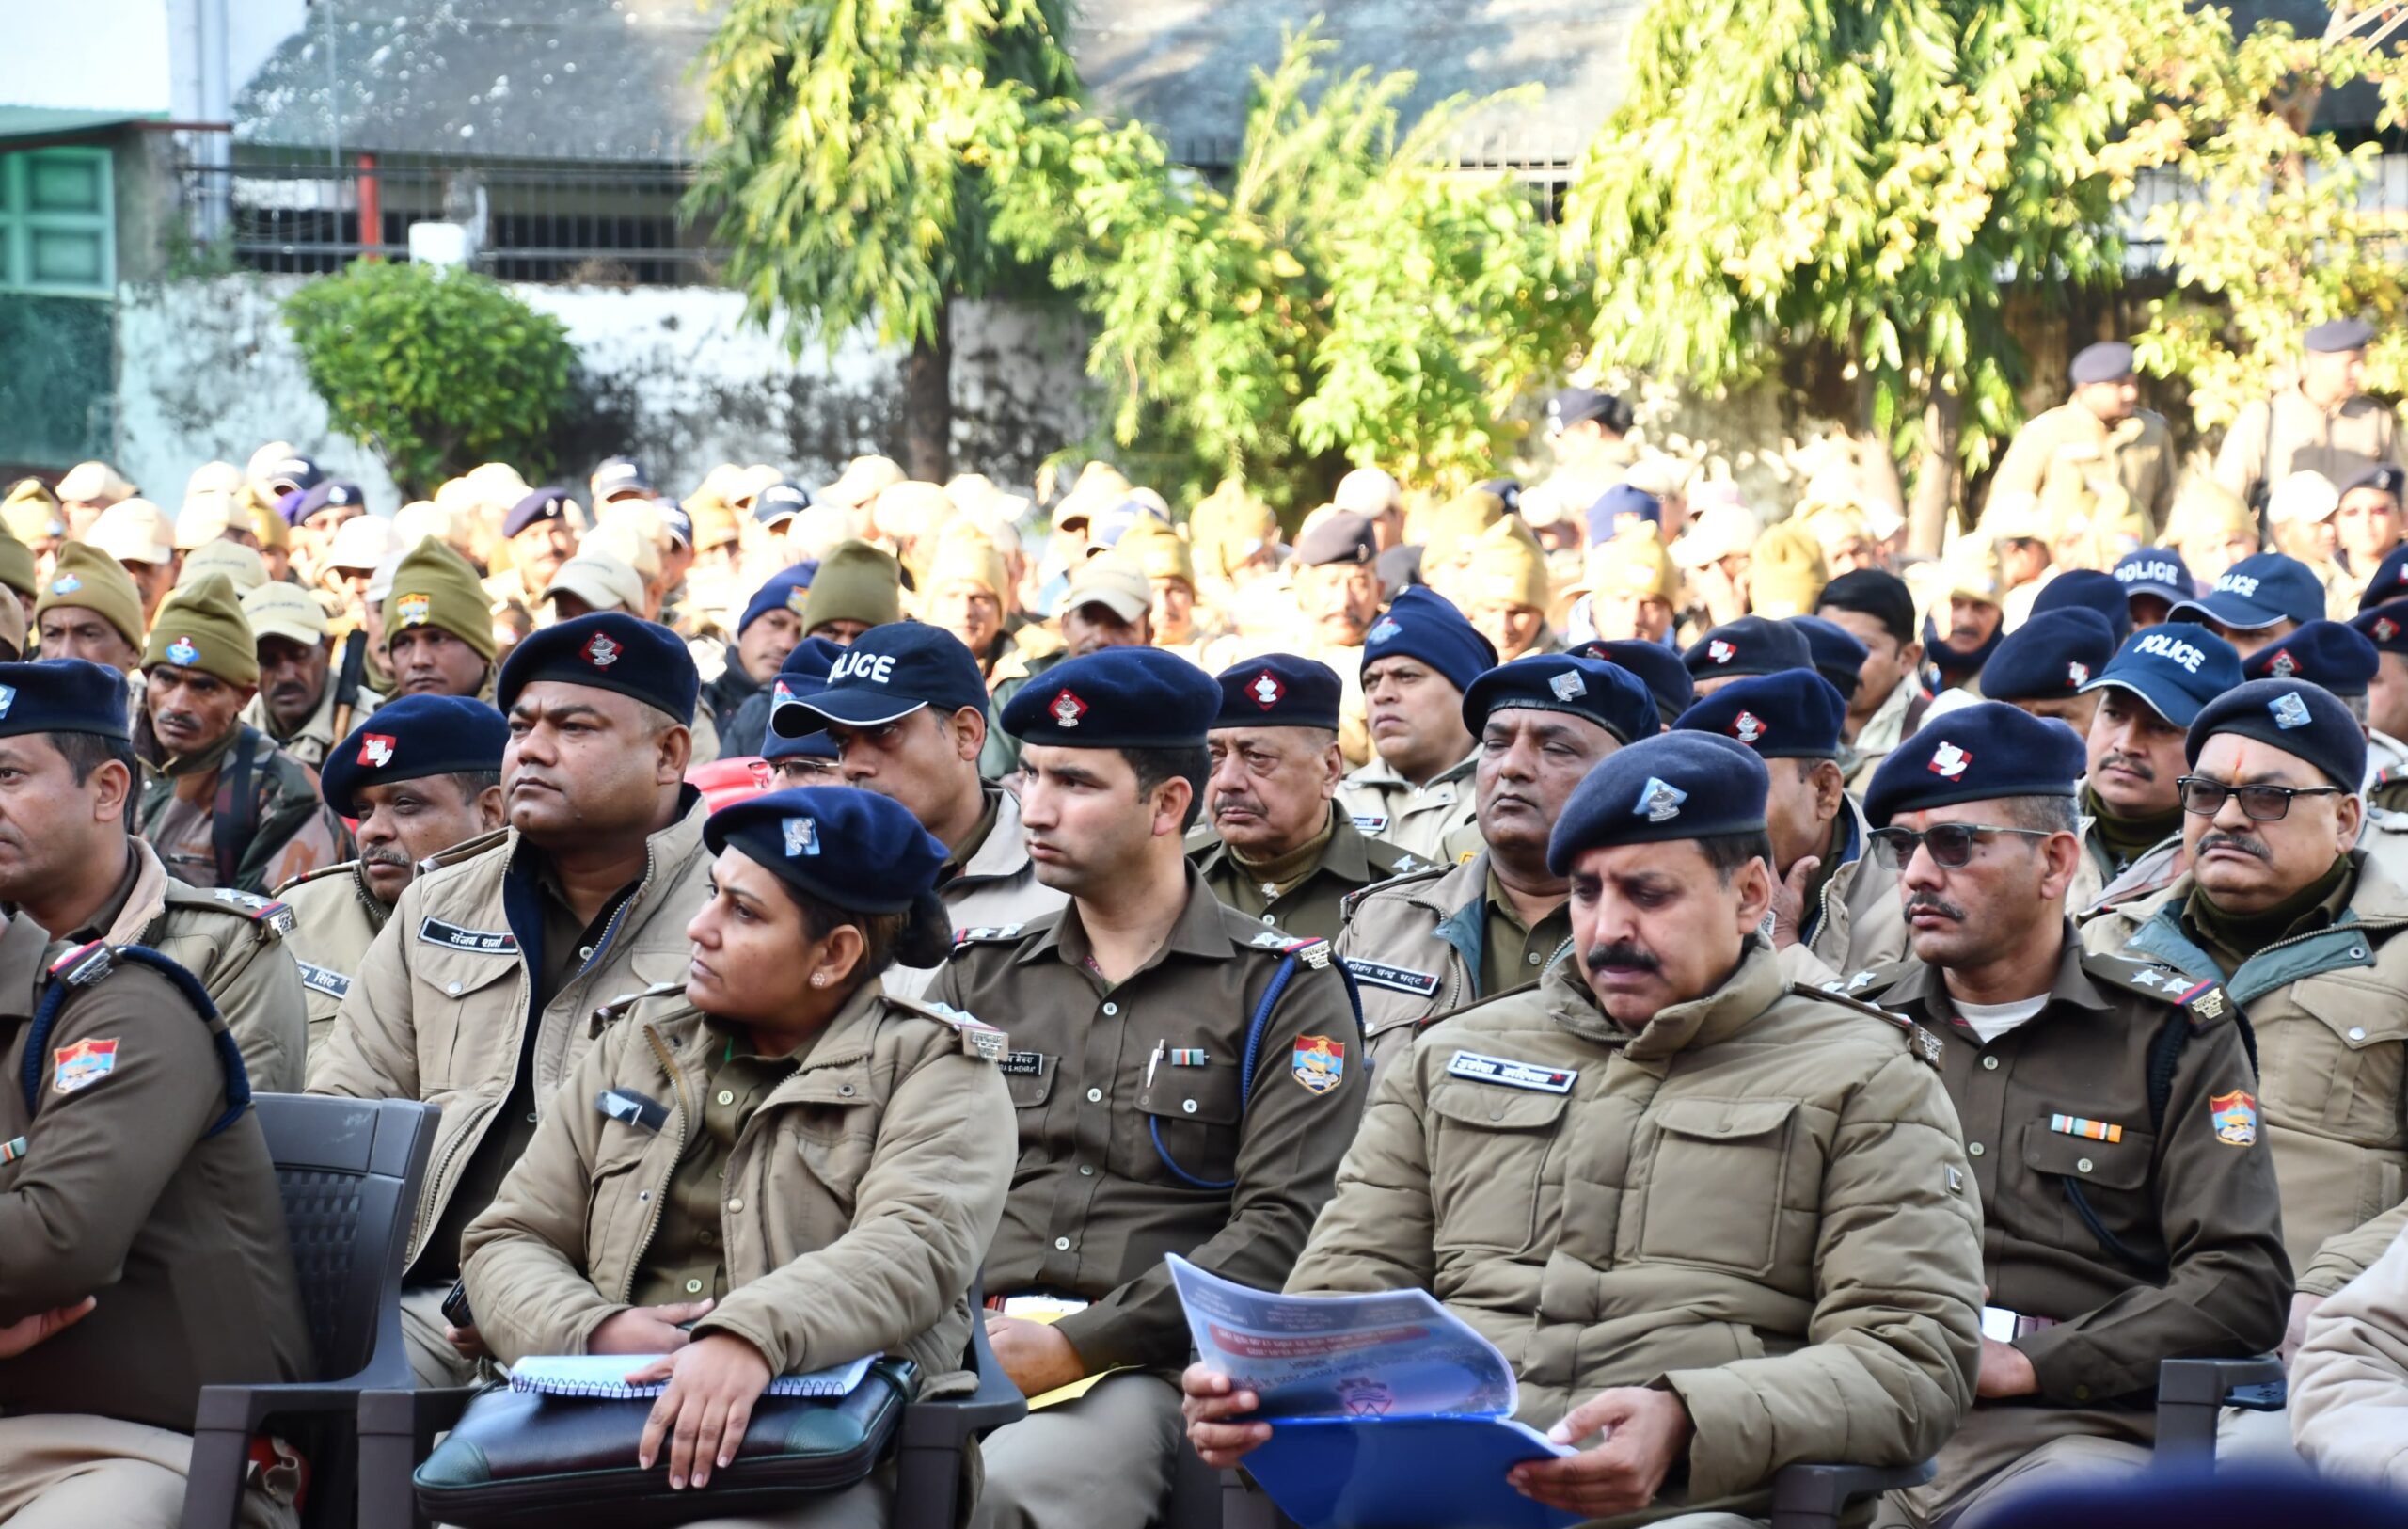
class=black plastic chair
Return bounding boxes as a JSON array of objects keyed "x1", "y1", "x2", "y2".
[
  {"x1": 179, "y1": 1094, "x2": 440, "y2": 1529},
  {"x1": 357, "y1": 1281, "x2": 1026, "y2": 1529},
  {"x1": 2155, "y1": 1355, "x2": 2288, "y2": 1467}
]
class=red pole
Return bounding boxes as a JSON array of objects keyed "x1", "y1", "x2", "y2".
[{"x1": 356, "y1": 152, "x2": 382, "y2": 262}]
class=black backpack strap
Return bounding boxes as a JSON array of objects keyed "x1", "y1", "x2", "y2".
[{"x1": 211, "y1": 731, "x2": 261, "y2": 891}]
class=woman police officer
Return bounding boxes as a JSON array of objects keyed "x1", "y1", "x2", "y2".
[{"x1": 458, "y1": 787, "x2": 1013, "y2": 1525}]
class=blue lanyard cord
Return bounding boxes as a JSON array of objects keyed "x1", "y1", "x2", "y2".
[{"x1": 1147, "y1": 953, "x2": 1296, "y2": 1190}]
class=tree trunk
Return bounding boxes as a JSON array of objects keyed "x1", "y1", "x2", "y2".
[
  {"x1": 902, "y1": 300, "x2": 953, "y2": 484},
  {"x1": 1905, "y1": 389, "x2": 1962, "y2": 558}
]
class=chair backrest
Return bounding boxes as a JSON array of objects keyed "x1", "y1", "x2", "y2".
[{"x1": 252, "y1": 1094, "x2": 438, "y2": 1387}]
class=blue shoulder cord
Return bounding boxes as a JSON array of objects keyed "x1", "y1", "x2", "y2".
[
  {"x1": 19, "y1": 945, "x2": 251, "y2": 1139},
  {"x1": 1149, "y1": 950, "x2": 1367, "y2": 1190}
]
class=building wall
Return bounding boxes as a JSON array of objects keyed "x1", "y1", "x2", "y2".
[{"x1": 113, "y1": 273, "x2": 1094, "y2": 502}]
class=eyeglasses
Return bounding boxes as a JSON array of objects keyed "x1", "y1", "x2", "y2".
[
  {"x1": 1868, "y1": 824, "x2": 2055, "y2": 869},
  {"x1": 2176, "y1": 776, "x2": 2346, "y2": 822}
]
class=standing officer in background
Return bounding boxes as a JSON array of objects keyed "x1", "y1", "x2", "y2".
[
  {"x1": 1673, "y1": 670, "x2": 1903, "y2": 987},
  {"x1": 1851, "y1": 704, "x2": 2289, "y2": 1526},
  {"x1": 309, "y1": 613, "x2": 715, "y2": 1386},
  {"x1": 1186, "y1": 732, "x2": 1983, "y2": 1525},
  {"x1": 382, "y1": 538, "x2": 502, "y2": 701},
  {"x1": 768, "y1": 622, "x2": 1065, "y2": 996},
  {"x1": 1291, "y1": 512, "x2": 1385, "y2": 765},
  {"x1": 2083, "y1": 678, "x2": 2408, "y2": 1360},
  {"x1": 1338, "y1": 588, "x2": 1494, "y2": 861},
  {"x1": 925, "y1": 647, "x2": 1366, "y2": 1529},
  {"x1": 1338, "y1": 656, "x2": 1656, "y2": 1069},
  {"x1": 1989, "y1": 342, "x2": 2177, "y2": 537},
  {"x1": 0, "y1": 658, "x2": 307, "y2": 1095},
  {"x1": 1191, "y1": 655, "x2": 1426, "y2": 944},
  {"x1": 0, "y1": 881, "x2": 311, "y2": 1527},
  {"x1": 2218, "y1": 319, "x2": 2405, "y2": 511},
  {"x1": 277, "y1": 695, "x2": 508, "y2": 1050}
]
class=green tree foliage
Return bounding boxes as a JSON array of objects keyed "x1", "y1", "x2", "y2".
[
  {"x1": 989, "y1": 27, "x2": 1587, "y2": 514},
  {"x1": 281, "y1": 263, "x2": 575, "y2": 499},
  {"x1": 1561, "y1": 0, "x2": 2176, "y2": 550},
  {"x1": 2133, "y1": 4, "x2": 2408, "y2": 433},
  {"x1": 686, "y1": 0, "x2": 1080, "y2": 478}
]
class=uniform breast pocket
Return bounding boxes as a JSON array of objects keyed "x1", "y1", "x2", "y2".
[
  {"x1": 2284, "y1": 981, "x2": 2408, "y2": 1143},
  {"x1": 2019, "y1": 1121, "x2": 2157, "y2": 1258},
  {"x1": 1635, "y1": 1098, "x2": 1798, "y2": 1279},
  {"x1": 1133, "y1": 1075, "x2": 1244, "y2": 1188},
  {"x1": 411, "y1": 953, "x2": 520, "y2": 1091},
  {"x1": 782, "y1": 1108, "x2": 876, "y2": 1230},
  {"x1": 1426, "y1": 1082, "x2": 1567, "y2": 1255},
  {"x1": 586, "y1": 1121, "x2": 662, "y2": 1258}
]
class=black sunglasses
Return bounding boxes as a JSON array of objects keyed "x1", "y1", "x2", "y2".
[
  {"x1": 2177, "y1": 776, "x2": 2346, "y2": 822},
  {"x1": 1869, "y1": 824, "x2": 2054, "y2": 869}
]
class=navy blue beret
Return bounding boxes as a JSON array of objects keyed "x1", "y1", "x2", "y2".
[
  {"x1": 1674, "y1": 670, "x2": 1846, "y2": 759},
  {"x1": 1547, "y1": 389, "x2": 1629, "y2": 433},
  {"x1": 1294, "y1": 512, "x2": 1377, "y2": 567},
  {"x1": 1978, "y1": 609, "x2": 2118, "y2": 701},
  {"x1": 783, "y1": 623, "x2": 989, "y2": 734},
  {"x1": 1000, "y1": 646, "x2": 1221, "y2": 749},
  {"x1": 2168, "y1": 551, "x2": 2326, "y2": 631},
  {"x1": 1863, "y1": 702, "x2": 2084, "y2": 826},
  {"x1": 1585, "y1": 485, "x2": 1661, "y2": 546},
  {"x1": 1546, "y1": 732, "x2": 1769, "y2": 873},
  {"x1": 2068, "y1": 341, "x2": 2136, "y2": 386},
  {"x1": 1362, "y1": 586, "x2": 1496, "y2": 695},
  {"x1": 2112, "y1": 548, "x2": 2194, "y2": 608},
  {"x1": 762, "y1": 637, "x2": 846, "y2": 761},
  {"x1": 1463, "y1": 655, "x2": 1656, "y2": 746},
  {"x1": 2242, "y1": 619, "x2": 2379, "y2": 697},
  {"x1": 2305, "y1": 317, "x2": 2376, "y2": 353},
  {"x1": 705, "y1": 786, "x2": 947, "y2": 914},
  {"x1": 295, "y1": 479, "x2": 365, "y2": 523},
  {"x1": 1572, "y1": 639, "x2": 1692, "y2": 726},
  {"x1": 321, "y1": 694, "x2": 509, "y2": 817},
  {"x1": 739, "y1": 565, "x2": 816, "y2": 635},
  {"x1": 2030, "y1": 569, "x2": 2132, "y2": 645},
  {"x1": 503, "y1": 487, "x2": 577, "y2": 538},
  {"x1": 2352, "y1": 597, "x2": 2408, "y2": 657},
  {"x1": 1788, "y1": 615, "x2": 1869, "y2": 703},
  {"x1": 2187, "y1": 677, "x2": 2366, "y2": 791},
  {"x1": 1215, "y1": 654, "x2": 1342, "y2": 731},
  {"x1": 2358, "y1": 544, "x2": 2408, "y2": 613},
  {"x1": 2079, "y1": 624, "x2": 2242, "y2": 728},
  {"x1": 1684, "y1": 615, "x2": 1814, "y2": 681},
  {"x1": 496, "y1": 612, "x2": 699, "y2": 725},
  {"x1": 0, "y1": 658, "x2": 130, "y2": 741}
]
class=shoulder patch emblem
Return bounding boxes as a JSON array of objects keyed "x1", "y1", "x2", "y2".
[
  {"x1": 1292, "y1": 1035, "x2": 1345, "y2": 1093},
  {"x1": 295, "y1": 960, "x2": 353, "y2": 999},
  {"x1": 1343, "y1": 958, "x2": 1440, "y2": 996},
  {"x1": 2210, "y1": 1089, "x2": 2258, "y2": 1146},
  {"x1": 1446, "y1": 1050, "x2": 1576, "y2": 1094},
  {"x1": 52, "y1": 1037, "x2": 119, "y2": 1094},
  {"x1": 417, "y1": 917, "x2": 518, "y2": 955}
]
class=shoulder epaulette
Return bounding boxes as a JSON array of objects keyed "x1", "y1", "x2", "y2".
[
  {"x1": 1796, "y1": 980, "x2": 1945, "y2": 1068},
  {"x1": 1339, "y1": 861, "x2": 1449, "y2": 919},
  {"x1": 47, "y1": 940, "x2": 113, "y2": 988},
  {"x1": 588, "y1": 980, "x2": 686, "y2": 1034},
  {"x1": 1363, "y1": 840, "x2": 1432, "y2": 878},
  {"x1": 951, "y1": 922, "x2": 1025, "y2": 951},
  {"x1": 176, "y1": 885, "x2": 297, "y2": 938},
  {"x1": 418, "y1": 826, "x2": 512, "y2": 876},
  {"x1": 889, "y1": 994, "x2": 1008, "y2": 1061},
  {"x1": 1244, "y1": 930, "x2": 1334, "y2": 968},
  {"x1": 2078, "y1": 948, "x2": 2226, "y2": 1021},
  {"x1": 271, "y1": 858, "x2": 362, "y2": 898}
]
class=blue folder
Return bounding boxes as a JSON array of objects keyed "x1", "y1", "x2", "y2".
[{"x1": 1239, "y1": 1413, "x2": 1586, "y2": 1529}]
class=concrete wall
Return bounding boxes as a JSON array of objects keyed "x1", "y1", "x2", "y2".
[{"x1": 113, "y1": 273, "x2": 1094, "y2": 503}]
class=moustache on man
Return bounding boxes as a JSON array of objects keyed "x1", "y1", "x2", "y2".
[
  {"x1": 1905, "y1": 893, "x2": 1968, "y2": 923},
  {"x1": 2196, "y1": 830, "x2": 2271, "y2": 863},
  {"x1": 1585, "y1": 942, "x2": 1661, "y2": 976}
]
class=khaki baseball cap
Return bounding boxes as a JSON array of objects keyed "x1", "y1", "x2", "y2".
[
  {"x1": 56, "y1": 461, "x2": 135, "y2": 506},
  {"x1": 242, "y1": 579, "x2": 329, "y2": 647},
  {"x1": 543, "y1": 551, "x2": 646, "y2": 613},
  {"x1": 325, "y1": 515, "x2": 404, "y2": 573},
  {"x1": 87, "y1": 498, "x2": 175, "y2": 565},
  {"x1": 184, "y1": 461, "x2": 245, "y2": 501},
  {"x1": 1061, "y1": 553, "x2": 1151, "y2": 624},
  {"x1": 179, "y1": 537, "x2": 268, "y2": 594},
  {"x1": 175, "y1": 489, "x2": 240, "y2": 550}
]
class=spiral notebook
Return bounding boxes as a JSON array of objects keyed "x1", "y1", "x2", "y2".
[{"x1": 508, "y1": 1353, "x2": 876, "y2": 1400}]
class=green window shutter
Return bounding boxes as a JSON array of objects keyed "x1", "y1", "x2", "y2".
[{"x1": 0, "y1": 148, "x2": 114, "y2": 297}]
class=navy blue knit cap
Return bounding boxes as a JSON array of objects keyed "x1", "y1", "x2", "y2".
[
  {"x1": 1361, "y1": 586, "x2": 1496, "y2": 695},
  {"x1": 1546, "y1": 732, "x2": 1769, "y2": 873},
  {"x1": 1977, "y1": 609, "x2": 2117, "y2": 701},
  {"x1": 496, "y1": 612, "x2": 699, "y2": 725},
  {"x1": 1000, "y1": 646, "x2": 1221, "y2": 749},
  {"x1": 1863, "y1": 702, "x2": 2084, "y2": 827},
  {"x1": 739, "y1": 565, "x2": 816, "y2": 635},
  {"x1": 705, "y1": 787, "x2": 947, "y2": 915},
  {"x1": 1214, "y1": 654, "x2": 1342, "y2": 731},
  {"x1": 1463, "y1": 654, "x2": 1656, "y2": 746},
  {"x1": 1674, "y1": 670, "x2": 1846, "y2": 759}
]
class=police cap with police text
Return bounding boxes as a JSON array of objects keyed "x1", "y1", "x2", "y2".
[
  {"x1": 320, "y1": 694, "x2": 509, "y2": 818},
  {"x1": 0, "y1": 659, "x2": 131, "y2": 741},
  {"x1": 1683, "y1": 614, "x2": 1814, "y2": 681},
  {"x1": 1214, "y1": 654, "x2": 1342, "y2": 732},
  {"x1": 705, "y1": 786, "x2": 947, "y2": 916},
  {"x1": 999, "y1": 645, "x2": 1222, "y2": 749},
  {"x1": 1863, "y1": 703, "x2": 2085, "y2": 828},
  {"x1": 2242, "y1": 619, "x2": 2379, "y2": 698},
  {"x1": 2187, "y1": 678, "x2": 2366, "y2": 792},
  {"x1": 1673, "y1": 670, "x2": 1846, "y2": 759},
  {"x1": 2112, "y1": 547, "x2": 2194, "y2": 608},
  {"x1": 1977, "y1": 609, "x2": 2118, "y2": 702},
  {"x1": 496, "y1": 612, "x2": 699, "y2": 725},
  {"x1": 1546, "y1": 732, "x2": 1768, "y2": 873},
  {"x1": 783, "y1": 622, "x2": 990, "y2": 733},
  {"x1": 2166, "y1": 551, "x2": 2325, "y2": 631},
  {"x1": 1463, "y1": 654, "x2": 1656, "y2": 746},
  {"x1": 2078, "y1": 624, "x2": 2242, "y2": 728}
]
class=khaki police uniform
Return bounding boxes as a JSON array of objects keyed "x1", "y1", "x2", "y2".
[
  {"x1": 1846, "y1": 938, "x2": 2291, "y2": 1527},
  {"x1": 0, "y1": 914, "x2": 312, "y2": 1529},
  {"x1": 1289, "y1": 942, "x2": 1985, "y2": 1520},
  {"x1": 1989, "y1": 403, "x2": 2177, "y2": 538},
  {"x1": 2067, "y1": 817, "x2": 2186, "y2": 916},
  {"x1": 273, "y1": 858, "x2": 394, "y2": 1052},
  {"x1": 1841, "y1": 676, "x2": 1934, "y2": 795},
  {"x1": 1336, "y1": 748, "x2": 1479, "y2": 864},
  {"x1": 1774, "y1": 797, "x2": 1907, "y2": 987},
  {"x1": 2216, "y1": 384, "x2": 2405, "y2": 509},
  {"x1": 2083, "y1": 852, "x2": 2408, "y2": 1296},
  {"x1": 926, "y1": 868, "x2": 1367, "y2": 1529},
  {"x1": 460, "y1": 978, "x2": 1014, "y2": 1529},
  {"x1": 307, "y1": 796, "x2": 714, "y2": 1384},
  {"x1": 240, "y1": 676, "x2": 377, "y2": 771},
  {"x1": 1334, "y1": 851, "x2": 1575, "y2": 1072},
  {"x1": 883, "y1": 786, "x2": 1067, "y2": 1001},
  {"x1": 1187, "y1": 804, "x2": 1428, "y2": 945}
]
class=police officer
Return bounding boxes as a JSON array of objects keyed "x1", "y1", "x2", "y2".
[
  {"x1": 757, "y1": 637, "x2": 848, "y2": 788},
  {"x1": 705, "y1": 565, "x2": 814, "y2": 755},
  {"x1": 1851, "y1": 704, "x2": 2289, "y2": 1526},
  {"x1": 769, "y1": 622, "x2": 1066, "y2": 996},
  {"x1": 1989, "y1": 341, "x2": 2177, "y2": 537},
  {"x1": 0, "y1": 896, "x2": 310, "y2": 1526},
  {"x1": 1574, "y1": 638, "x2": 1694, "y2": 730},
  {"x1": 309, "y1": 613, "x2": 717, "y2": 1386},
  {"x1": 2217, "y1": 318, "x2": 2405, "y2": 512},
  {"x1": 923, "y1": 647, "x2": 1366, "y2": 1529},
  {"x1": 1674, "y1": 670, "x2": 1903, "y2": 987},
  {"x1": 2083, "y1": 679, "x2": 2408, "y2": 1361},
  {"x1": 2165, "y1": 550, "x2": 2326, "y2": 661},
  {"x1": 277, "y1": 695, "x2": 508, "y2": 1050},
  {"x1": 33, "y1": 542, "x2": 146, "y2": 677},
  {"x1": 0, "y1": 659, "x2": 309, "y2": 1092},
  {"x1": 1337, "y1": 656, "x2": 1656, "y2": 1070},
  {"x1": 1337, "y1": 588, "x2": 1494, "y2": 861},
  {"x1": 460, "y1": 788, "x2": 1012, "y2": 1524},
  {"x1": 1683, "y1": 613, "x2": 1815, "y2": 700},
  {"x1": 1815, "y1": 569, "x2": 1931, "y2": 789},
  {"x1": 2069, "y1": 625, "x2": 2242, "y2": 913},
  {"x1": 240, "y1": 581, "x2": 369, "y2": 769},
  {"x1": 382, "y1": 536, "x2": 502, "y2": 701},
  {"x1": 1189, "y1": 655, "x2": 1424, "y2": 943},
  {"x1": 1976, "y1": 609, "x2": 2118, "y2": 736},
  {"x1": 1185, "y1": 732, "x2": 1984, "y2": 1524},
  {"x1": 1291, "y1": 512, "x2": 1386, "y2": 767}
]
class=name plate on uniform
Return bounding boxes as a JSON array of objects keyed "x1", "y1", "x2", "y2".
[
  {"x1": 1343, "y1": 958, "x2": 1440, "y2": 996},
  {"x1": 418, "y1": 918, "x2": 519, "y2": 955},
  {"x1": 999, "y1": 1051, "x2": 1048, "y2": 1076},
  {"x1": 1350, "y1": 812, "x2": 1390, "y2": 833},
  {"x1": 1445, "y1": 1050, "x2": 1576, "y2": 1094},
  {"x1": 295, "y1": 960, "x2": 353, "y2": 999}
]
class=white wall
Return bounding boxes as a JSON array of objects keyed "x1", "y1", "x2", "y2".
[{"x1": 8, "y1": 0, "x2": 174, "y2": 113}]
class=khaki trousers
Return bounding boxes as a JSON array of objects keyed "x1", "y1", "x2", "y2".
[
  {"x1": 402, "y1": 1282, "x2": 484, "y2": 1389},
  {"x1": 441, "y1": 1468, "x2": 892, "y2": 1529},
  {"x1": 0, "y1": 1412, "x2": 296, "y2": 1529},
  {"x1": 1873, "y1": 1406, "x2": 2150, "y2": 1529},
  {"x1": 972, "y1": 1372, "x2": 1183, "y2": 1529}
]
